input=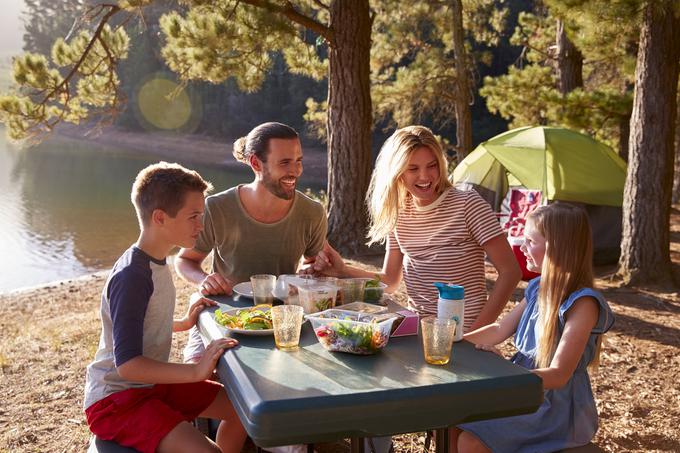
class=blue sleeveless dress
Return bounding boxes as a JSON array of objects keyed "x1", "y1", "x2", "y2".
[{"x1": 459, "y1": 278, "x2": 615, "y2": 452}]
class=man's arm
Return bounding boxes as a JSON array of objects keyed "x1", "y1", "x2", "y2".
[{"x1": 175, "y1": 248, "x2": 232, "y2": 295}]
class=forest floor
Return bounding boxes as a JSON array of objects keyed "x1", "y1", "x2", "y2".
[{"x1": 1, "y1": 208, "x2": 680, "y2": 452}]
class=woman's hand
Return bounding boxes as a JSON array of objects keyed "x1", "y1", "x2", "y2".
[{"x1": 304, "y1": 241, "x2": 347, "y2": 277}]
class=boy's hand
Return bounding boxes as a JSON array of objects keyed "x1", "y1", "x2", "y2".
[
  {"x1": 200, "y1": 272, "x2": 233, "y2": 296},
  {"x1": 194, "y1": 338, "x2": 239, "y2": 381},
  {"x1": 175, "y1": 293, "x2": 217, "y2": 331}
]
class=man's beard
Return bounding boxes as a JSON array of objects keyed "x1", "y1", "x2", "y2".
[{"x1": 262, "y1": 167, "x2": 295, "y2": 200}]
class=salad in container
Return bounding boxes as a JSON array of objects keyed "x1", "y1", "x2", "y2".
[
  {"x1": 296, "y1": 284, "x2": 338, "y2": 314},
  {"x1": 306, "y1": 309, "x2": 396, "y2": 355},
  {"x1": 362, "y1": 278, "x2": 388, "y2": 304},
  {"x1": 339, "y1": 301, "x2": 388, "y2": 314}
]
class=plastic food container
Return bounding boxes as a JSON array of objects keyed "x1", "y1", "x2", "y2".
[
  {"x1": 363, "y1": 281, "x2": 388, "y2": 304},
  {"x1": 339, "y1": 301, "x2": 388, "y2": 314},
  {"x1": 295, "y1": 284, "x2": 338, "y2": 314},
  {"x1": 306, "y1": 309, "x2": 396, "y2": 355},
  {"x1": 281, "y1": 275, "x2": 316, "y2": 306},
  {"x1": 336, "y1": 278, "x2": 367, "y2": 305}
]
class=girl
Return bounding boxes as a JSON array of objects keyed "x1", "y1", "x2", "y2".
[
  {"x1": 454, "y1": 203, "x2": 615, "y2": 452},
  {"x1": 314, "y1": 125, "x2": 521, "y2": 332}
]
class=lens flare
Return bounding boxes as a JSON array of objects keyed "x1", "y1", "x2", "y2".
[{"x1": 136, "y1": 77, "x2": 193, "y2": 131}]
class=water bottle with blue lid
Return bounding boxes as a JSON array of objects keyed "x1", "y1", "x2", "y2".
[{"x1": 434, "y1": 282, "x2": 464, "y2": 342}]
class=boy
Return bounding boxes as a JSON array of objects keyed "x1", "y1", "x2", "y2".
[{"x1": 83, "y1": 162, "x2": 246, "y2": 453}]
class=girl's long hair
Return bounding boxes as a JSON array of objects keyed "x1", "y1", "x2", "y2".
[
  {"x1": 528, "y1": 203, "x2": 598, "y2": 369},
  {"x1": 366, "y1": 126, "x2": 452, "y2": 245}
]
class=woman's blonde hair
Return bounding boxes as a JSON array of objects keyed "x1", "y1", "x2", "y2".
[
  {"x1": 366, "y1": 126, "x2": 452, "y2": 245},
  {"x1": 527, "y1": 203, "x2": 601, "y2": 369}
]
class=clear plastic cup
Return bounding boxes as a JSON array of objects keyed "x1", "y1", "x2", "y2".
[
  {"x1": 250, "y1": 274, "x2": 276, "y2": 306},
  {"x1": 421, "y1": 316, "x2": 457, "y2": 365},
  {"x1": 271, "y1": 305, "x2": 304, "y2": 351},
  {"x1": 296, "y1": 284, "x2": 338, "y2": 314}
]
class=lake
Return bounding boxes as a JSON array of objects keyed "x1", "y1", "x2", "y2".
[{"x1": 0, "y1": 129, "x2": 321, "y2": 293}]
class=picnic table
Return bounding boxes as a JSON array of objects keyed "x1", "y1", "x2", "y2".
[{"x1": 197, "y1": 295, "x2": 543, "y2": 453}]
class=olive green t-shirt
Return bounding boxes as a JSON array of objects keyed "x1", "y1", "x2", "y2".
[{"x1": 193, "y1": 186, "x2": 328, "y2": 283}]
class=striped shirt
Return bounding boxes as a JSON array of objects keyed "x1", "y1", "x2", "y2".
[{"x1": 388, "y1": 188, "x2": 503, "y2": 331}]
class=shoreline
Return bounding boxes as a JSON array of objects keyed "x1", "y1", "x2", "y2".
[
  {"x1": 52, "y1": 124, "x2": 330, "y2": 185},
  {"x1": 0, "y1": 271, "x2": 110, "y2": 297}
]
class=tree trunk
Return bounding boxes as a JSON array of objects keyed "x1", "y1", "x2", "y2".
[
  {"x1": 672, "y1": 100, "x2": 680, "y2": 203},
  {"x1": 556, "y1": 20, "x2": 583, "y2": 94},
  {"x1": 618, "y1": 112, "x2": 630, "y2": 162},
  {"x1": 451, "y1": 0, "x2": 472, "y2": 161},
  {"x1": 325, "y1": 0, "x2": 372, "y2": 255},
  {"x1": 618, "y1": 2, "x2": 680, "y2": 286}
]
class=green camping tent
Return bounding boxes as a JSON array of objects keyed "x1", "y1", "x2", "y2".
[
  {"x1": 452, "y1": 126, "x2": 627, "y2": 264},
  {"x1": 453, "y1": 126, "x2": 627, "y2": 208}
]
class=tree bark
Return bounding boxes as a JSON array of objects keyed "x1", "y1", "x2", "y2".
[
  {"x1": 325, "y1": 0, "x2": 372, "y2": 255},
  {"x1": 672, "y1": 99, "x2": 680, "y2": 203},
  {"x1": 451, "y1": 0, "x2": 472, "y2": 161},
  {"x1": 618, "y1": 2, "x2": 680, "y2": 286},
  {"x1": 556, "y1": 20, "x2": 583, "y2": 94},
  {"x1": 618, "y1": 111, "x2": 630, "y2": 162}
]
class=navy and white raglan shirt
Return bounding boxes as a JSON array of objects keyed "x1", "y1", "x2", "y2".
[{"x1": 83, "y1": 246, "x2": 175, "y2": 410}]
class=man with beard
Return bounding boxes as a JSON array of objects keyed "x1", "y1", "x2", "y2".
[{"x1": 175, "y1": 122, "x2": 327, "y2": 364}]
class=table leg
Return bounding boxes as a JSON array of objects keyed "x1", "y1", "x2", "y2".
[
  {"x1": 435, "y1": 428, "x2": 449, "y2": 453},
  {"x1": 350, "y1": 437, "x2": 365, "y2": 453}
]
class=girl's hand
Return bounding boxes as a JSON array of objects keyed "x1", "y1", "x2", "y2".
[
  {"x1": 194, "y1": 338, "x2": 239, "y2": 381},
  {"x1": 475, "y1": 343, "x2": 504, "y2": 357}
]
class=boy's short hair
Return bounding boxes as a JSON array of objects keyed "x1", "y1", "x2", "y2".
[{"x1": 131, "y1": 162, "x2": 213, "y2": 225}]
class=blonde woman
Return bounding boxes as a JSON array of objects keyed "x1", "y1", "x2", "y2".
[
  {"x1": 454, "y1": 203, "x2": 615, "y2": 452},
  {"x1": 313, "y1": 125, "x2": 521, "y2": 332}
]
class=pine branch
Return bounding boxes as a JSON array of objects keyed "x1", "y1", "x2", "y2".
[
  {"x1": 237, "y1": 0, "x2": 333, "y2": 42},
  {"x1": 40, "y1": 4, "x2": 121, "y2": 106},
  {"x1": 311, "y1": 0, "x2": 329, "y2": 10}
]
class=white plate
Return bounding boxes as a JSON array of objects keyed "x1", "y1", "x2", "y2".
[
  {"x1": 232, "y1": 281, "x2": 253, "y2": 298},
  {"x1": 215, "y1": 307, "x2": 274, "y2": 336}
]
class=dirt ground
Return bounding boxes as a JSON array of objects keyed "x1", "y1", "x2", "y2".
[{"x1": 1, "y1": 214, "x2": 680, "y2": 452}]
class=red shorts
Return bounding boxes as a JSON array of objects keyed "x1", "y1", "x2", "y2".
[{"x1": 85, "y1": 380, "x2": 222, "y2": 453}]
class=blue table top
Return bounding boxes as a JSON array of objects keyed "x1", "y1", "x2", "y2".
[{"x1": 197, "y1": 295, "x2": 543, "y2": 447}]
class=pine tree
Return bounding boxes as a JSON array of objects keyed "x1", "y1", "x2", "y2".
[
  {"x1": 619, "y1": 1, "x2": 680, "y2": 286},
  {"x1": 480, "y1": 3, "x2": 636, "y2": 155},
  {"x1": 368, "y1": 0, "x2": 507, "y2": 160},
  {"x1": 0, "y1": 0, "x2": 372, "y2": 253}
]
